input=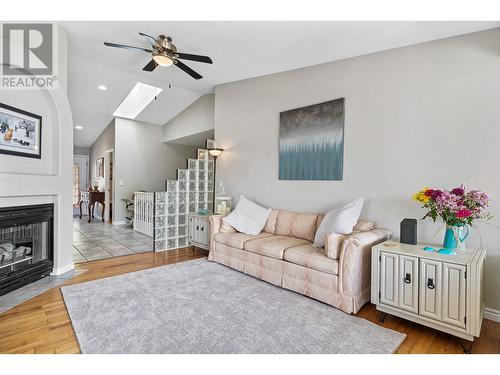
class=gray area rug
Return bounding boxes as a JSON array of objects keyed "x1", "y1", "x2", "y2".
[{"x1": 61, "y1": 259, "x2": 405, "y2": 354}]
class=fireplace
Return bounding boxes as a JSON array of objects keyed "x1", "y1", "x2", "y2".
[{"x1": 0, "y1": 204, "x2": 54, "y2": 296}]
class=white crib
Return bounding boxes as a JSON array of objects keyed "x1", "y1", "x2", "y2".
[{"x1": 133, "y1": 192, "x2": 154, "y2": 237}]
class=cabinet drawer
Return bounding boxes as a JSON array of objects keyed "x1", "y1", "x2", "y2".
[
  {"x1": 379, "y1": 252, "x2": 399, "y2": 307},
  {"x1": 419, "y1": 259, "x2": 442, "y2": 321},
  {"x1": 398, "y1": 255, "x2": 419, "y2": 314},
  {"x1": 442, "y1": 262, "x2": 466, "y2": 328}
]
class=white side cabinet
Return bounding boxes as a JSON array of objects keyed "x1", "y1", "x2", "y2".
[
  {"x1": 189, "y1": 214, "x2": 211, "y2": 250},
  {"x1": 371, "y1": 241, "x2": 485, "y2": 342}
]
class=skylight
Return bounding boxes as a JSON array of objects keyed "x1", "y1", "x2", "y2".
[{"x1": 113, "y1": 82, "x2": 163, "y2": 119}]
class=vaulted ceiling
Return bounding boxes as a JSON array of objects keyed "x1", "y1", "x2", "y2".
[{"x1": 63, "y1": 21, "x2": 500, "y2": 147}]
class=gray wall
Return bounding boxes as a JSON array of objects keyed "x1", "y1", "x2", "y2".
[
  {"x1": 88, "y1": 119, "x2": 115, "y2": 219},
  {"x1": 89, "y1": 119, "x2": 115, "y2": 182},
  {"x1": 114, "y1": 118, "x2": 196, "y2": 223},
  {"x1": 163, "y1": 94, "x2": 215, "y2": 147},
  {"x1": 215, "y1": 28, "x2": 500, "y2": 311},
  {"x1": 73, "y1": 146, "x2": 90, "y2": 156}
]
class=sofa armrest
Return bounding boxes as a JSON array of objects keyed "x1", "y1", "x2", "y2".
[
  {"x1": 208, "y1": 215, "x2": 225, "y2": 254},
  {"x1": 338, "y1": 228, "x2": 392, "y2": 296}
]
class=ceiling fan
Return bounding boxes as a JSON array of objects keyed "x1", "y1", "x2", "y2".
[{"x1": 104, "y1": 33, "x2": 213, "y2": 80}]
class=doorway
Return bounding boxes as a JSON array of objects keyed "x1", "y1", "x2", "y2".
[
  {"x1": 73, "y1": 155, "x2": 89, "y2": 216},
  {"x1": 104, "y1": 149, "x2": 114, "y2": 223}
]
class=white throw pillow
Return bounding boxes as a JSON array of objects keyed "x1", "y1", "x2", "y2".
[
  {"x1": 313, "y1": 198, "x2": 365, "y2": 248},
  {"x1": 223, "y1": 195, "x2": 271, "y2": 235}
]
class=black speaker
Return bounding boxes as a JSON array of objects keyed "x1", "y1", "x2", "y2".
[{"x1": 400, "y1": 218, "x2": 417, "y2": 245}]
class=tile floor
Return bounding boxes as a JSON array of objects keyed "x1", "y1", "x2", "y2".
[
  {"x1": 0, "y1": 268, "x2": 88, "y2": 314},
  {"x1": 72, "y1": 217, "x2": 154, "y2": 263}
]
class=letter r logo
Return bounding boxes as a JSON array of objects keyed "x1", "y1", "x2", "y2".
[{"x1": 2, "y1": 23, "x2": 53, "y2": 75}]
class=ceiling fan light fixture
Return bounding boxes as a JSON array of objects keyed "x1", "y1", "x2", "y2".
[{"x1": 152, "y1": 52, "x2": 173, "y2": 67}]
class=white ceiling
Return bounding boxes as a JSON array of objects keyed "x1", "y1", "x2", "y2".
[{"x1": 63, "y1": 21, "x2": 500, "y2": 147}]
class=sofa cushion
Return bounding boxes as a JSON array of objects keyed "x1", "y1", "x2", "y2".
[
  {"x1": 214, "y1": 232, "x2": 272, "y2": 250},
  {"x1": 275, "y1": 210, "x2": 318, "y2": 242},
  {"x1": 219, "y1": 221, "x2": 237, "y2": 233},
  {"x1": 353, "y1": 220, "x2": 374, "y2": 232},
  {"x1": 284, "y1": 244, "x2": 339, "y2": 275},
  {"x1": 243, "y1": 235, "x2": 310, "y2": 260},
  {"x1": 324, "y1": 232, "x2": 347, "y2": 259},
  {"x1": 275, "y1": 210, "x2": 296, "y2": 236},
  {"x1": 263, "y1": 209, "x2": 279, "y2": 234},
  {"x1": 316, "y1": 214, "x2": 324, "y2": 232}
]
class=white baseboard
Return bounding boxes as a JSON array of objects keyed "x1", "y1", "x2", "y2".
[
  {"x1": 51, "y1": 262, "x2": 75, "y2": 276},
  {"x1": 112, "y1": 221, "x2": 127, "y2": 225},
  {"x1": 483, "y1": 307, "x2": 500, "y2": 323}
]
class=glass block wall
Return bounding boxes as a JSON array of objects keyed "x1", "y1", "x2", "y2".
[{"x1": 153, "y1": 148, "x2": 214, "y2": 251}]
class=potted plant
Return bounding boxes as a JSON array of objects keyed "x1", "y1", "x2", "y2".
[{"x1": 413, "y1": 185, "x2": 492, "y2": 253}]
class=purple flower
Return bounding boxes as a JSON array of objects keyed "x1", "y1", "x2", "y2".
[
  {"x1": 430, "y1": 189, "x2": 443, "y2": 199},
  {"x1": 451, "y1": 187, "x2": 465, "y2": 196},
  {"x1": 424, "y1": 189, "x2": 443, "y2": 199}
]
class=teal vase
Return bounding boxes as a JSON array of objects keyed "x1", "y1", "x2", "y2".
[{"x1": 443, "y1": 225, "x2": 469, "y2": 250}]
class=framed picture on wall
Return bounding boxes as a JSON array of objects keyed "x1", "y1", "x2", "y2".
[
  {"x1": 279, "y1": 98, "x2": 345, "y2": 180},
  {"x1": 96, "y1": 157, "x2": 104, "y2": 178},
  {"x1": 0, "y1": 103, "x2": 42, "y2": 159}
]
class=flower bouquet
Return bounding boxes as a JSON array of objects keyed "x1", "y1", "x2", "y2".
[{"x1": 413, "y1": 185, "x2": 492, "y2": 251}]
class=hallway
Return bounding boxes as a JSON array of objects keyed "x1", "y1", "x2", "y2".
[{"x1": 72, "y1": 218, "x2": 153, "y2": 263}]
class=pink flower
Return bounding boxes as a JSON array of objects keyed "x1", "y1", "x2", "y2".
[
  {"x1": 456, "y1": 209, "x2": 472, "y2": 218},
  {"x1": 435, "y1": 191, "x2": 462, "y2": 213},
  {"x1": 466, "y1": 190, "x2": 489, "y2": 207}
]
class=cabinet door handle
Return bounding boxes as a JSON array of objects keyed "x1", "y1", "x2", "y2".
[
  {"x1": 404, "y1": 273, "x2": 411, "y2": 284},
  {"x1": 196, "y1": 225, "x2": 199, "y2": 230},
  {"x1": 201, "y1": 226, "x2": 204, "y2": 231},
  {"x1": 427, "y1": 278, "x2": 435, "y2": 289}
]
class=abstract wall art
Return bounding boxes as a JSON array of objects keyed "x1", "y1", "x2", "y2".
[{"x1": 279, "y1": 98, "x2": 344, "y2": 180}]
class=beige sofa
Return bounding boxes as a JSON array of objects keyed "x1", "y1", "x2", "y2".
[{"x1": 208, "y1": 209, "x2": 392, "y2": 314}]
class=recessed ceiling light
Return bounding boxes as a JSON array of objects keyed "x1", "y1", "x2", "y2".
[
  {"x1": 75, "y1": 125, "x2": 84, "y2": 130},
  {"x1": 113, "y1": 82, "x2": 163, "y2": 119},
  {"x1": 98, "y1": 85, "x2": 107, "y2": 91}
]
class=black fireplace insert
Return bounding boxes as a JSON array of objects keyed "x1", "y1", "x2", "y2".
[{"x1": 0, "y1": 204, "x2": 54, "y2": 296}]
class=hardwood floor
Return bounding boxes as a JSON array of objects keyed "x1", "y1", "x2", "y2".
[{"x1": 0, "y1": 248, "x2": 498, "y2": 354}]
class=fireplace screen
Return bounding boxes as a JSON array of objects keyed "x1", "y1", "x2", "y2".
[
  {"x1": 0, "y1": 204, "x2": 53, "y2": 295},
  {"x1": 0, "y1": 222, "x2": 50, "y2": 276}
]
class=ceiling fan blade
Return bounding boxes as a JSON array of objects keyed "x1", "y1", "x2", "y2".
[
  {"x1": 174, "y1": 60, "x2": 203, "y2": 80},
  {"x1": 139, "y1": 32, "x2": 161, "y2": 48},
  {"x1": 104, "y1": 42, "x2": 152, "y2": 53},
  {"x1": 176, "y1": 53, "x2": 213, "y2": 64},
  {"x1": 142, "y1": 59, "x2": 158, "y2": 72}
]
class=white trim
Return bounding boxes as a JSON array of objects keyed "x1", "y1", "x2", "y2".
[
  {"x1": 51, "y1": 262, "x2": 75, "y2": 276},
  {"x1": 112, "y1": 221, "x2": 127, "y2": 225},
  {"x1": 483, "y1": 307, "x2": 500, "y2": 323}
]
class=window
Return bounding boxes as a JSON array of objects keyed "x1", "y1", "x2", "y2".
[{"x1": 72, "y1": 163, "x2": 80, "y2": 206}]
